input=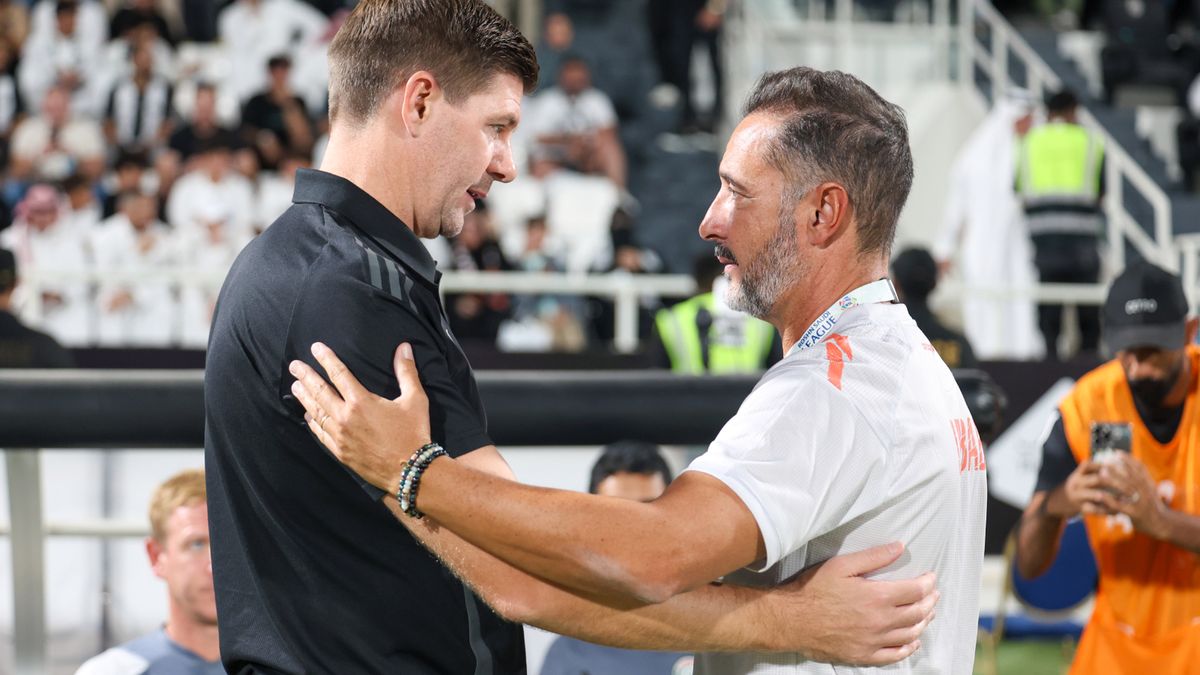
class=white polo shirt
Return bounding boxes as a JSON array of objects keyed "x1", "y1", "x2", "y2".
[{"x1": 687, "y1": 302, "x2": 987, "y2": 674}]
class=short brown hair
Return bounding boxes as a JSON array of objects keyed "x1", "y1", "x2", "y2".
[
  {"x1": 327, "y1": 0, "x2": 539, "y2": 124},
  {"x1": 744, "y1": 67, "x2": 913, "y2": 257},
  {"x1": 149, "y1": 469, "x2": 206, "y2": 543}
]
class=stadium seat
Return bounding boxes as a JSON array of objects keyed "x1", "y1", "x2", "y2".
[
  {"x1": 977, "y1": 518, "x2": 1097, "y2": 675},
  {"x1": 1099, "y1": 0, "x2": 1193, "y2": 106}
]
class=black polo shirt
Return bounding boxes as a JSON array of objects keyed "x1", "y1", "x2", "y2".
[{"x1": 204, "y1": 169, "x2": 525, "y2": 674}]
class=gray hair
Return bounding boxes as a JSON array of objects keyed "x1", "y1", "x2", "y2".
[{"x1": 744, "y1": 67, "x2": 913, "y2": 258}]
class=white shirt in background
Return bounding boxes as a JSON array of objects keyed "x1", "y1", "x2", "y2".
[
  {"x1": 254, "y1": 171, "x2": 295, "y2": 233},
  {"x1": 166, "y1": 169, "x2": 255, "y2": 240},
  {"x1": 10, "y1": 114, "x2": 105, "y2": 180},
  {"x1": 688, "y1": 302, "x2": 987, "y2": 674},
  {"x1": 527, "y1": 87, "x2": 617, "y2": 138},
  {"x1": 177, "y1": 216, "x2": 251, "y2": 349},
  {"x1": 0, "y1": 216, "x2": 93, "y2": 346},
  {"x1": 217, "y1": 0, "x2": 327, "y2": 102},
  {"x1": 91, "y1": 213, "x2": 177, "y2": 346}
]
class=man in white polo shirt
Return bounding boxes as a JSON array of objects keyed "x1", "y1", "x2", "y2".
[{"x1": 288, "y1": 66, "x2": 986, "y2": 672}]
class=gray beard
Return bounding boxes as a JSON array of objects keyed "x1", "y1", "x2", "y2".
[{"x1": 725, "y1": 220, "x2": 801, "y2": 320}]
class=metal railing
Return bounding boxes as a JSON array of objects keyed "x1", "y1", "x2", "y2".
[
  {"x1": 16, "y1": 269, "x2": 698, "y2": 354},
  {"x1": 963, "y1": 0, "x2": 1177, "y2": 273}
]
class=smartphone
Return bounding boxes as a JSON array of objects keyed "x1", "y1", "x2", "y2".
[{"x1": 1090, "y1": 422, "x2": 1132, "y2": 464}]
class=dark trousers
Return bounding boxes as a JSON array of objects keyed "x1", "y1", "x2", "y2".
[
  {"x1": 1031, "y1": 232, "x2": 1102, "y2": 359},
  {"x1": 647, "y1": 0, "x2": 722, "y2": 127}
]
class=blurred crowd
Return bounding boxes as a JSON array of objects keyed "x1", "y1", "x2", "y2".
[{"x1": 0, "y1": 0, "x2": 729, "y2": 354}]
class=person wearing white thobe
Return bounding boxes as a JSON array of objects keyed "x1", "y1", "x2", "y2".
[
  {"x1": 177, "y1": 201, "x2": 250, "y2": 348},
  {"x1": 91, "y1": 192, "x2": 177, "y2": 346},
  {"x1": 217, "y1": 0, "x2": 327, "y2": 103},
  {"x1": 0, "y1": 186, "x2": 93, "y2": 345},
  {"x1": 934, "y1": 98, "x2": 1045, "y2": 360},
  {"x1": 166, "y1": 147, "x2": 256, "y2": 240}
]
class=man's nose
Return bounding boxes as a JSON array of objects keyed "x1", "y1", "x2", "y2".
[{"x1": 489, "y1": 141, "x2": 517, "y2": 184}]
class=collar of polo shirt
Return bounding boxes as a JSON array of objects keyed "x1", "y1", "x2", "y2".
[{"x1": 292, "y1": 169, "x2": 440, "y2": 285}]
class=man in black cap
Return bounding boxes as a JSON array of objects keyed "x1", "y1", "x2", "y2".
[
  {"x1": 0, "y1": 248, "x2": 73, "y2": 368},
  {"x1": 1016, "y1": 260, "x2": 1200, "y2": 672},
  {"x1": 891, "y1": 247, "x2": 977, "y2": 369}
]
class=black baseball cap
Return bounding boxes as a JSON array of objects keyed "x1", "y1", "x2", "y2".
[{"x1": 1103, "y1": 260, "x2": 1190, "y2": 353}]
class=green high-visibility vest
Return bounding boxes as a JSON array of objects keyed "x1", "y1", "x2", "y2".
[
  {"x1": 654, "y1": 293, "x2": 775, "y2": 374},
  {"x1": 1017, "y1": 121, "x2": 1104, "y2": 209}
]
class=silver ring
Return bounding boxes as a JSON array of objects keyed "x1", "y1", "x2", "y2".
[{"x1": 1130, "y1": 491, "x2": 1140, "y2": 504}]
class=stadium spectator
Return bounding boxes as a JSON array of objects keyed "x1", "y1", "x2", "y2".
[
  {"x1": 240, "y1": 54, "x2": 314, "y2": 171},
  {"x1": 506, "y1": 214, "x2": 587, "y2": 352},
  {"x1": 0, "y1": 37, "x2": 25, "y2": 162},
  {"x1": 179, "y1": 199, "x2": 247, "y2": 348},
  {"x1": 528, "y1": 56, "x2": 626, "y2": 190},
  {"x1": 97, "y1": 12, "x2": 177, "y2": 93},
  {"x1": 109, "y1": 0, "x2": 175, "y2": 45},
  {"x1": 255, "y1": 151, "x2": 308, "y2": 232},
  {"x1": 101, "y1": 147, "x2": 148, "y2": 218},
  {"x1": 8, "y1": 83, "x2": 105, "y2": 182},
  {"x1": 61, "y1": 171, "x2": 100, "y2": 230},
  {"x1": 447, "y1": 200, "x2": 513, "y2": 342},
  {"x1": 891, "y1": 247, "x2": 977, "y2": 369},
  {"x1": 166, "y1": 137, "x2": 255, "y2": 239},
  {"x1": 0, "y1": 184, "x2": 91, "y2": 345},
  {"x1": 935, "y1": 90, "x2": 1043, "y2": 360},
  {"x1": 19, "y1": 0, "x2": 102, "y2": 115},
  {"x1": 92, "y1": 190, "x2": 176, "y2": 346},
  {"x1": 1017, "y1": 88, "x2": 1104, "y2": 359},
  {"x1": 540, "y1": 441, "x2": 692, "y2": 675},
  {"x1": 1018, "y1": 261, "x2": 1200, "y2": 673},
  {"x1": 28, "y1": 0, "x2": 105, "y2": 58},
  {"x1": 217, "y1": 0, "x2": 327, "y2": 103},
  {"x1": 75, "y1": 469, "x2": 221, "y2": 674},
  {"x1": 167, "y1": 82, "x2": 239, "y2": 165},
  {"x1": 0, "y1": 246, "x2": 73, "y2": 367},
  {"x1": 103, "y1": 39, "x2": 173, "y2": 149},
  {"x1": 648, "y1": 0, "x2": 724, "y2": 134},
  {"x1": 587, "y1": 209, "x2": 663, "y2": 343},
  {"x1": 0, "y1": 0, "x2": 29, "y2": 51}
]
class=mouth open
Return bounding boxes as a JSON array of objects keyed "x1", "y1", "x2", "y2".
[
  {"x1": 467, "y1": 187, "x2": 489, "y2": 201},
  {"x1": 715, "y1": 246, "x2": 737, "y2": 268}
]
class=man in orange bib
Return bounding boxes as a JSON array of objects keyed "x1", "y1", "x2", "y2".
[{"x1": 1018, "y1": 260, "x2": 1200, "y2": 674}]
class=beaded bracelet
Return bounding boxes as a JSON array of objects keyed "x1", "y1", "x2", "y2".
[
  {"x1": 397, "y1": 442, "x2": 446, "y2": 519},
  {"x1": 397, "y1": 443, "x2": 440, "y2": 515}
]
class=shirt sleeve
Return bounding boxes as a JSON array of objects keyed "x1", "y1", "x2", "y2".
[
  {"x1": 685, "y1": 369, "x2": 889, "y2": 569},
  {"x1": 1034, "y1": 414, "x2": 1077, "y2": 493},
  {"x1": 285, "y1": 254, "x2": 492, "y2": 499}
]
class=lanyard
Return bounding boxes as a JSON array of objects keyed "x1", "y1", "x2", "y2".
[{"x1": 787, "y1": 278, "x2": 898, "y2": 357}]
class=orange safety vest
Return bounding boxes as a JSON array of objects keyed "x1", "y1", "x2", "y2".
[{"x1": 1058, "y1": 345, "x2": 1200, "y2": 673}]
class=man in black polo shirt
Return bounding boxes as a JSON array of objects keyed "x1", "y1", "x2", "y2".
[
  {"x1": 204, "y1": 3, "x2": 539, "y2": 671},
  {"x1": 206, "y1": 2, "x2": 937, "y2": 672}
]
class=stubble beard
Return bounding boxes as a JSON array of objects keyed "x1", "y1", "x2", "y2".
[{"x1": 725, "y1": 215, "x2": 803, "y2": 320}]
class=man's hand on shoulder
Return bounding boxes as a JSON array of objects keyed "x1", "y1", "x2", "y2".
[{"x1": 762, "y1": 542, "x2": 937, "y2": 665}]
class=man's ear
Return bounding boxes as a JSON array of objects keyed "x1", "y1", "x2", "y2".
[
  {"x1": 805, "y1": 183, "x2": 850, "y2": 248},
  {"x1": 1186, "y1": 316, "x2": 1199, "y2": 344},
  {"x1": 394, "y1": 70, "x2": 441, "y2": 137},
  {"x1": 146, "y1": 536, "x2": 167, "y2": 581}
]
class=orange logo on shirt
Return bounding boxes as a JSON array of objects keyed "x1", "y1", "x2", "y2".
[
  {"x1": 952, "y1": 418, "x2": 986, "y2": 473},
  {"x1": 825, "y1": 334, "x2": 853, "y2": 390}
]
